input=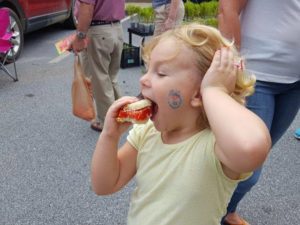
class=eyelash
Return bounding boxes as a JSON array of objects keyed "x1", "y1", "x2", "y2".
[{"x1": 157, "y1": 73, "x2": 166, "y2": 77}]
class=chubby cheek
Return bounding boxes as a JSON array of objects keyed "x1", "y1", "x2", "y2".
[{"x1": 167, "y1": 89, "x2": 183, "y2": 109}]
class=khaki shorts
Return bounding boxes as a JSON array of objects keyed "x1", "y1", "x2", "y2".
[{"x1": 154, "y1": 1, "x2": 185, "y2": 36}]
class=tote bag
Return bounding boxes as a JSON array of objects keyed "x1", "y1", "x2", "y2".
[{"x1": 72, "y1": 56, "x2": 95, "y2": 121}]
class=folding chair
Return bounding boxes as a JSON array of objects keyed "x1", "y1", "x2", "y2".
[{"x1": 0, "y1": 8, "x2": 18, "y2": 81}]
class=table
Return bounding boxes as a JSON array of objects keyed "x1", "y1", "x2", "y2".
[{"x1": 128, "y1": 27, "x2": 154, "y2": 46}]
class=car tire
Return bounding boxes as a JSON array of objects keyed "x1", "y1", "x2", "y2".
[
  {"x1": 63, "y1": 0, "x2": 77, "y2": 29},
  {"x1": 0, "y1": 7, "x2": 24, "y2": 63}
]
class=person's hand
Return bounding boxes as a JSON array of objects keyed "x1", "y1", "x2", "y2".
[
  {"x1": 163, "y1": 17, "x2": 175, "y2": 32},
  {"x1": 201, "y1": 47, "x2": 237, "y2": 95},
  {"x1": 68, "y1": 36, "x2": 88, "y2": 54},
  {"x1": 102, "y1": 96, "x2": 140, "y2": 137}
]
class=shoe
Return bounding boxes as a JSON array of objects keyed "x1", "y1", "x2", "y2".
[
  {"x1": 90, "y1": 121, "x2": 103, "y2": 132},
  {"x1": 294, "y1": 128, "x2": 300, "y2": 140},
  {"x1": 223, "y1": 218, "x2": 250, "y2": 225}
]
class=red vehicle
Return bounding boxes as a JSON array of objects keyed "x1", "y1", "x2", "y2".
[{"x1": 0, "y1": 0, "x2": 76, "y2": 60}]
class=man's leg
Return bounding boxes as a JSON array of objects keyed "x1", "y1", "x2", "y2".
[
  {"x1": 108, "y1": 24, "x2": 123, "y2": 100},
  {"x1": 88, "y1": 25, "x2": 116, "y2": 126}
]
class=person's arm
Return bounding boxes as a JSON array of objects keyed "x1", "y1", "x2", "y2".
[
  {"x1": 218, "y1": 0, "x2": 247, "y2": 50},
  {"x1": 91, "y1": 97, "x2": 139, "y2": 195},
  {"x1": 201, "y1": 48, "x2": 271, "y2": 177},
  {"x1": 164, "y1": 0, "x2": 181, "y2": 31},
  {"x1": 71, "y1": 1, "x2": 94, "y2": 53}
]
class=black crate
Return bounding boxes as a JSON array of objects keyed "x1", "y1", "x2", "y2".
[{"x1": 120, "y1": 43, "x2": 140, "y2": 69}]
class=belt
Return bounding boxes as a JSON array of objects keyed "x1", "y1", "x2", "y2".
[{"x1": 90, "y1": 20, "x2": 120, "y2": 26}]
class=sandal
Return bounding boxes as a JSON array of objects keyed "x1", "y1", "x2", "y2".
[
  {"x1": 90, "y1": 121, "x2": 103, "y2": 132},
  {"x1": 223, "y1": 218, "x2": 250, "y2": 225}
]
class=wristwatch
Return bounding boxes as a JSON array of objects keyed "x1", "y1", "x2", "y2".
[{"x1": 76, "y1": 31, "x2": 86, "y2": 40}]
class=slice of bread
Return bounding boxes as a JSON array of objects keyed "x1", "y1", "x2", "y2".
[{"x1": 123, "y1": 99, "x2": 152, "y2": 111}]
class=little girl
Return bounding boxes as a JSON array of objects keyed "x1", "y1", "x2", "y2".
[{"x1": 90, "y1": 23, "x2": 271, "y2": 225}]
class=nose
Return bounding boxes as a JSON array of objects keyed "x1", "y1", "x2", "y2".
[{"x1": 140, "y1": 71, "x2": 151, "y2": 88}]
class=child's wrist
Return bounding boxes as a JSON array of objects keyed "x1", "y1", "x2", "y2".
[
  {"x1": 100, "y1": 129, "x2": 122, "y2": 142},
  {"x1": 201, "y1": 86, "x2": 230, "y2": 96}
]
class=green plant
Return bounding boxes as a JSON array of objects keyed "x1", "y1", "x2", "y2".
[
  {"x1": 201, "y1": 1, "x2": 218, "y2": 18},
  {"x1": 139, "y1": 7, "x2": 154, "y2": 23},
  {"x1": 125, "y1": 5, "x2": 142, "y2": 16},
  {"x1": 184, "y1": 0, "x2": 218, "y2": 24},
  {"x1": 194, "y1": 2, "x2": 205, "y2": 18},
  {"x1": 204, "y1": 17, "x2": 218, "y2": 27},
  {"x1": 184, "y1": 1, "x2": 197, "y2": 21}
]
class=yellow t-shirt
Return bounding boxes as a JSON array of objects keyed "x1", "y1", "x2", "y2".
[{"x1": 127, "y1": 121, "x2": 250, "y2": 225}]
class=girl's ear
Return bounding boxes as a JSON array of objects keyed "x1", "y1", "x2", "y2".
[{"x1": 191, "y1": 88, "x2": 203, "y2": 107}]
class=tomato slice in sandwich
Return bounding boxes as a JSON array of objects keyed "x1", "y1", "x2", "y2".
[{"x1": 117, "y1": 99, "x2": 152, "y2": 124}]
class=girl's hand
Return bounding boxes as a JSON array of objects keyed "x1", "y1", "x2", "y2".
[
  {"x1": 201, "y1": 47, "x2": 237, "y2": 95},
  {"x1": 102, "y1": 96, "x2": 140, "y2": 137}
]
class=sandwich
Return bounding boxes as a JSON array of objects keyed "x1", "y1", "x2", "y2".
[{"x1": 116, "y1": 99, "x2": 152, "y2": 124}]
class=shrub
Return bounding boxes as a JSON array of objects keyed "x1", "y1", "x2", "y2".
[
  {"x1": 201, "y1": 1, "x2": 218, "y2": 18},
  {"x1": 184, "y1": 0, "x2": 218, "y2": 27},
  {"x1": 139, "y1": 7, "x2": 154, "y2": 23},
  {"x1": 184, "y1": 1, "x2": 197, "y2": 21},
  {"x1": 204, "y1": 17, "x2": 218, "y2": 27},
  {"x1": 125, "y1": 5, "x2": 142, "y2": 16},
  {"x1": 126, "y1": 1, "x2": 218, "y2": 27}
]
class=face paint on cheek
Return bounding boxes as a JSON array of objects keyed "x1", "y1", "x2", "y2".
[{"x1": 167, "y1": 89, "x2": 183, "y2": 109}]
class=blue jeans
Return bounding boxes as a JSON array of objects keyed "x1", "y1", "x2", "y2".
[{"x1": 224, "y1": 80, "x2": 300, "y2": 217}]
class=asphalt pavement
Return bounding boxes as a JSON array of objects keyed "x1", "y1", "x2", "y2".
[{"x1": 0, "y1": 16, "x2": 299, "y2": 225}]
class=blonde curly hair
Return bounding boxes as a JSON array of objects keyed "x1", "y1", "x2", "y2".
[{"x1": 142, "y1": 23, "x2": 255, "y2": 106}]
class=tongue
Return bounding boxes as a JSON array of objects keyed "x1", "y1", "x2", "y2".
[{"x1": 151, "y1": 103, "x2": 158, "y2": 119}]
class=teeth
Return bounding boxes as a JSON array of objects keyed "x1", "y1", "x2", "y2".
[{"x1": 138, "y1": 96, "x2": 156, "y2": 111}]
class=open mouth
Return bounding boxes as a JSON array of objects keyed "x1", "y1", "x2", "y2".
[
  {"x1": 137, "y1": 93, "x2": 158, "y2": 120},
  {"x1": 149, "y1": 101, "x2": 157, "y2": 120}
]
